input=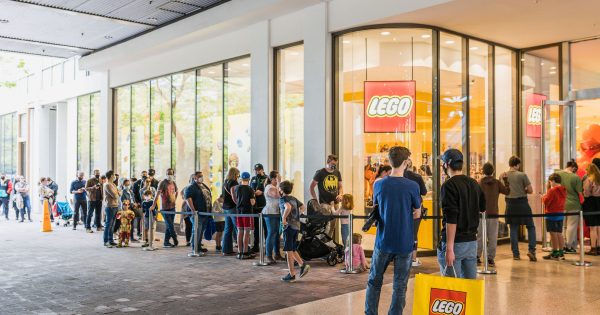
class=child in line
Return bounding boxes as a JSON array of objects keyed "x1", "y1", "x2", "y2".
[
  {"x1": 117, "y1": 200, "x2": 136, "y2": 248},
  {"x1": 234, "y1": 172, "x2": 256, "y2": 260},
  {"x1": 542, "y1": 173, "x2": 567, "y2": 260},
  {"x1": 334, "y1": 194, "x2": 354, "y2": 248},
  {"x1": 141, "y1": 190, "x2": 157, "y2": 247},
  {"x1": 345, "y1": 233, "x2": 368, "y2": 273},
  {"x1": 279, "y1": 180, "x2": 310, "y2": 282},
  {"x1": 213, "y1": 195, "x2": 225, "y2": 252}
]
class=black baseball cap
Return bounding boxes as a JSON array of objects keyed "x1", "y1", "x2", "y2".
[
  {"x1": 254, "y1": 163, "x2": 264, "y2": 170},
  {"x1": 439, "y1": 149, "x2": 463, "y2": 167},
  {"x1": 148, "y1": 169, "x2": 156, "y2": 176}
]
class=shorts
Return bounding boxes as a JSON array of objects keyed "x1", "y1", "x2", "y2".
[
  {"x1": 143, "y1": 216, "x2": 156, "y2": 230},
  {"x1": 236, "y1": 217, "x2": 254, "y2": 229},
  {"x1": 283, "y1": 226, "x2": 299, "y2": 251},
  {"x1": 546, "y1": 219, "x2": 563, "y2": 233},
  {"x1": 215, "y1": 221, "x2": 225, "y2": 232}
]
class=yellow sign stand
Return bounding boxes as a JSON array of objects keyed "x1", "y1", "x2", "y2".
[{"x1": 41, "y1": 200, "x2": 53, "y2": 232}]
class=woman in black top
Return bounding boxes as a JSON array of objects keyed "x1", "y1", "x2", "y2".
[{"x1": 221, "y1": 168, "x2": 240, "y2": 255}]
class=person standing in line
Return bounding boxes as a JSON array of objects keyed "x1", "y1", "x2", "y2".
[
  {"x1": 404, "y1": 159, "x2": 428, "y2": 267},
  {"x1": 557, "y1": 160, "x2": 584, "y2": 254},
  {"x1": 233, "y1": 172, "x2": 256, "y2": 259},
  {"x1": 221, "y1": 168, "x2": 240, "y2": 255},
  {"x1": 263, "y1": 171, "x2": 282, "y2": 264},
  {"x1": 38, "y1": 178, "x2": 54, "y2": 221},
  {"x1": 438, "y1": 149, "x2": 486, "y2": 279},
  {"x1": 477, "y1": 162, "x2": 510, "y2": 267},
  {"x1": 183, "y1": 172, "x2": 211, "y2": 253},
  {"x1": 250, "y1": 163, "x2": 268, "y2": 253},
  {"x1": 151, "y1": 168, "x2": 179, "y2": 248},
  {"x1": 103, "y1": 171, "x2": 121, "y2": 248},
  {"x1": 85, "y1": 170, "x2": 103, "y2": 232},
  {"x1": 502, "y1": 156, "x2": 537, "y2": 261},
  {"x1": 15, "y1": 176, "x2": 32, "y2": 222},
  {"x1": 373, "y1": 165, "x2": 392, "y2": 184},
  {"x1": 583, "y1": 163, "x2": 600, "y2": 255},
  {"x1": 542, "y1": 173, "x2": 567, "y2": 260},
  {"x1": 365, "y1": 146, "x2": 421, "y2": 314},
  {"x1": 279, "y1": 180, "x2": 310, "y2": 282},
  {"x1": 47, "y1": 177, "x2": 58, "y2": 205},
  {"x1": 310, "y1": 154, "x2": 343, "y2": 238},
  {"x1": 212, "y1": 196, "x2": 225, "y2": 252},
  {"x1": 0, "y1": 173, "x2": 13, "y2": 220},
  {"x1": 70, "y1": 171, "x2": 87, "y2": 230},
  {"x1": 132, "y1": 170, "x2": 148, "y2": 237},
  {"x1": 120, "y1": 179, "x2": 139, "y2": 242}
]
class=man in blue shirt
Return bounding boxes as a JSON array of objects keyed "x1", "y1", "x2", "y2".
[
  {"x1": 365, "y1": 146, "x2": 421, "y2": 315},
  {"x1": 70, "y1": 171, "x2": 87, "y2": 231}
]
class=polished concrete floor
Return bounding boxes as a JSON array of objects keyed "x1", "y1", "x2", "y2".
[{"x1": 265, "y1": 247, "x2": 600, "y2": 315}]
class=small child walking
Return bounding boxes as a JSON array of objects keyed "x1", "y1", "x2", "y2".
[
  {"x1": 542, "y1": 173, "x2": 567, "y2": 260},
  {"x1": 141, "y1": 190, "x2": 157, "y2": 247},
  {"x1": 334, "y1": 194, "x2": 354, "y2": 248},
  {"x1": 279, "y1": 180, "x2": 310, "y2": 282},
  {"x1": 345, "y1": 233, "x2": 368, "y2": 272},
  {"x1": 213, "y1": 195, "x2": 225, "y2": 252},
  {"x1": 117, "y1": 200, "x2": 136, "y2": 247}
]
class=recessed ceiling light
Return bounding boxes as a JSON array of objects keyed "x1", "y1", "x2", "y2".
[
  {"x1": 421, "y1": 34, "x2": 431, "y2": 39},
  {"x1": 342, "y1": 40, "x2": 351, "y2": 44},
  {"x1": 540, "y1": 62, "x2": 544, "y2": 66},
  {"x1": 290, "y1": 51, "x2": 300, "y2": 56},
  {"x1": 469, "y1": 46, "x2": 479, "y2": 51},
  {"x1": 104, "y1": 35, "x2": 113, "y2": 39},
  {"x1": 521, "y1": 58, "x2": 526, "y2": 61},
  {"x1": 380, "y1": 31, "x2": 391, "y2": 36},
  {"x1": 550, "y1": 66, "x2": 556, "y2": 70},
  {"x1": 445, "y1": 40, "x2": 455, "y2": 44},
  {"x1": 242, "y1": 63, "x2": 249, "y2": 67},
  {"x1": 549, "y1": 71, "x2": 556, "y2": 75},
  {"x1": 208, "y1": 71, "x2": 215, "y2": 74},
  {"x1": 147, "y1": 17, "x2": 158, "y2": 22},
  {"x1": 0, "y1": 19, "x2": 9, "y2": 24}
]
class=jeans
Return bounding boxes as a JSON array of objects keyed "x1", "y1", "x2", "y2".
[
  {"x1": 564, "y1": 210, "x2": 579, "y2": 249},
  {"x1": 162, "y1": 209, "x2": 177, "y2": 245},
  {"x1": 73, "y1": 199, "x2": 87, "y2": 228},
  {"x1": 477, "y1": 218, "x2": 498, "y2": 260},
  {"x1": 437, "y1": 241, "x2": 478, "y2": 279},
  {"x1": 265, "y1": 216, "x2": 280, "y2": 257},
  {"x1": 19, "y1": 195, "x2": 32, "y2": 221},
  {"x1": 103, "y1": 207, "x2": 118, "y2": 244},
  {"x1": 365, "y1": 247, "x2": 412, "y2": 315},
  {"x1": 509, "y1": 223, "x2": 536, "y2": 256},
  {"x1": 1, "y1": 197, "x2": 9, "y2": 219},
  {"x1": 184, "y1": 216, "x2": 193, "y2": 243},
  {"x1": 190, "y1": 214, "x2": 207, "y2": 252},
  {"x1": 86, "y1": 200, "x2": 102, "y2": 229},
  {"x1": 341, "y1": 223, "x2": 350, "y2": 248},
  {"x1": 222, "y1": 208, "x2": 237, "y2": 254}
]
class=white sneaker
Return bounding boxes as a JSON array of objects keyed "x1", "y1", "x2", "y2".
[{"x1": 412, "y1": 259, "x2": 422, "y2": 267}]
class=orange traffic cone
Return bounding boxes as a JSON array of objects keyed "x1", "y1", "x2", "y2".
[{"x1": 41, "y1": 199, "x2": 52, "y2": 232}]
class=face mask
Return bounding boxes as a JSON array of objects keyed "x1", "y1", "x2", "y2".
[
  {"x1": 95, "y1": 174, "x2": 100, "y2": 179},
  {"x1": 197, "y1": 177, "x2": 204, "y2": 184},
  {"x1": 168, "y1": 175, "x2": 175, "y2": 181},
  {"x1": 329, "y1": 164, "x2": 337, "y2": 170},
  {"x1": 1, "y1": 176, "x2": 5, "y2": 180},
  {"x1": 124, "y1": 184, "x2": 131, "y2": 189}
]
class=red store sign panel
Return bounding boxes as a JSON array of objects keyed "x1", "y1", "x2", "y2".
[
  {"x1": 526, "y1": 93, "x2": 546, "y2": 138},
  {"x1": 364, "y1": 81, "x2": 416, "y2": 133}
]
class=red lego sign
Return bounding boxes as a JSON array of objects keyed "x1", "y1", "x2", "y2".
[
  {"x1": 364, "y1": 81, "x2": 416, "y2": 133},
  {"x1": 526, "y1": 93, "x2": 546, "y2": 138}
]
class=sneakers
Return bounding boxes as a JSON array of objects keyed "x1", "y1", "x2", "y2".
[
  {"x1": 96, "y1": 227, "x2": 103, "y2": 232},
  {"x1": 163, "y1": 243, "x2": 174, "y2": 248},
  {"x1": 527, "y1": 252, "x2": 537, "y2": 262},
  {"x1": 216, "y1": 245, "x2": 222, "y2": 252},
  {"x1": 487, "y1": 259, "x2": 495, "y2": 267},
  {"x1": 86, "y1": 229, "x2": 93, "y2": 233},
  {"x1": 104, "y1": 242, "x2": 113, "y2": 248},
  {"x1": 116, "y1": 244, "x2": 123, "y2": 248},
  {"x1": 300, "y1": 264, "x2": 311, "y2": 278},
  {"x1": 173, "y1": 239, "x2": 179, "y2": 247},
  {"x1": 513, "y1": 255, "x2": 521, "y2": 260},
  {"x1": 266, "y1": 257, "x2": 277, "y2": 265},
  {"x1": 412, "y1": 259, "x2": 422, "y2": 267},
  {"x1": 201, "y1": 248, "x2": 208, "y2": 253},
  {"x1": 281, "y1": 273, "x2": 296, "y2": 283},
  {"x1": 543, "y1": 253, "x2": 559, "y2": 260},
  {"x1": 564, "y1": 247, "x2": 577, "y2": 254},
  {"x1": 142, "y1": 242, "x2": 149, "y2": 248}
]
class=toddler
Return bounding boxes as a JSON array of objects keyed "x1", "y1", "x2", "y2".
[
  {"x1": 141, "y1": 190, "x2": 157, "y2": 247},
  {"x1": 345, "y1": 233, "x2": 368, "y2": 272},
  {"x1": 213, "y1": 195, "x2": 225, "y2": 252},
  {"x1": 334, "y1": 194, "x2": 354, "y2": 248},
  {"x1": 117, "y1": 200, "x2": 136, "y2": 247}
]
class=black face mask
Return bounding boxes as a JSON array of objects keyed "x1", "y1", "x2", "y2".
[
  {"x1": 95, "y1": 175, "x2": 100, "y2": 179},
  {"x1": 1, "y1": 176, "x2": 4, "y2": 180}
]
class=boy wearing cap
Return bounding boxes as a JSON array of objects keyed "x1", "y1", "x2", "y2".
[
  {"x1": 233, "y1": 172, "x2": 256, "y2": 259},
  {"x1": 250, "y1": 163, "x2": 268, "y2": 252},
  {"x1": 438, "y1": 149, "x2": 486, "y2": 279}
]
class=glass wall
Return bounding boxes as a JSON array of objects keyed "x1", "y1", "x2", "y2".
[
  {"x1": 336, "y1": 27, "x2": 515, "y2": 250},
  {"x1": 571, "y1": 38, "x2": 600, "y2": 91},
  {"x1": 77, "y1": 92, "x2": 100, "y2": 176},
  {"x1": 114, "y1": 57, "x2": 251, "y2": 202},
  {"x1": 276, "y1": 44, "x2": 305, "y2": 201},
  {"x1": 0, "y1": 112, "x2": 17, "y2": 175}
]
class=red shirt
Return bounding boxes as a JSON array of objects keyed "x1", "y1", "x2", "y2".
[{"x1": 543, "y1": 185, "x2": 567, "y2": 214}]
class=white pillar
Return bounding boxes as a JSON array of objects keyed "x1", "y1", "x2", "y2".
[
  {"x1": 99, "y1": 72, "x2": 112, "y2": 171},
  {"x1": 303, "y1": 3, "x2": 331, "y2": 201},
  {"x1": 251, "y1": 21, "x2": 272, "y2": 170},
  {"x1": 31, "y1": 105, "x2": 51, "y2": 212},
  {"x1": 55, "y1": 102, "x2": 69, "y2": 200}
]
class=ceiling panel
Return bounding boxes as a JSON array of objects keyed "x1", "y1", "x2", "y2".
[
  {"x1": 0, "y1": 0, "x2": 230, "y2": 58},
  {"x1": 0, "y1": 36, "x2": 92, "y2": 58}
]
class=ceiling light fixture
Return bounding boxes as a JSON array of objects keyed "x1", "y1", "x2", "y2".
[
  {"x1": 380, "y1": 31, "x2": 391, "y2": 36},
  {"x1": 421, "y1": 34, "x2": 431, "y2": 39},
  {"x1": 342, "y1": 40, "x2": 351, "y2": 44},
  {"x1": 540, "y1": 62, "x2": 544, "y2": 66},
  {"x1": 550, "y1": 66, "x2": 556, "y2": 70},
  {"x1": 147, "y1": 17, "x2": 158, "y2": 22},
  {"x1": 469, "y1": 46, "x2": 479, "y2": 51},
  {"x1": 549, "y1": 71, "x2": 556, "y2": 75},
  {"x1": 0, "y1": 19, "x2": 9, "y2": 24},
  {"x1": 104, "y1": 35, "x2": 113, "y2": 39},
  {"x1": 242, "y1": 63, "x2": 249, "y2": 67},
  {"x1": 445, "y1": 40, "x2": 455, "y2": 45}
]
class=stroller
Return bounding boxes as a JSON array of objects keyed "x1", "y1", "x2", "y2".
[
  {"x1": 52, "y1": 197, "x2": 73, "y2": 227},
  {"x1": 297, "y1": 199, "x2": 345, "y2": 266}
]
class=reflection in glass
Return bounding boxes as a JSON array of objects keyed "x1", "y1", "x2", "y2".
[
  {"x1": 440, "y1": 32, "x2": 464, "y2": 155},
  {"x1": 172, "y1": 71, "x2": 196, "y2": 197},
  {"x1": 90, "y1": 93, "x2": 101, "y2": 173},
  {"x1": 571, "y1": 39, "x2": 600, "y2": 91},
  {"x1": 197, "y1": 65, "x2": 224, "y2": 200},
  {"x1": 77, "y1": 95, "x2": 91, "y2": 176},
  {"x1": 150, "y1": 77, "x2": 172, "y2": 177},
  {"x1": 115, "y1": 87, "x2": 131, "y2": 178},
  {"x1": 468, "y1": 40, "x2": 491, "y2": 180},
  {"x1": 224, "y1": 58, "x2": 252, "y2": 175},
  {"x1": 0, "y1": 113, "x2": 17, "y2": 174},
  {"x1": 131, "y1": 82, "x2": 150, "y2": 177},
  {"x1": 277, "y1": 44, "x2": 304, "y2": 201}
]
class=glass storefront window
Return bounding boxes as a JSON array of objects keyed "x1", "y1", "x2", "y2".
[
  {"x1": 276, "y1": 44, "x2": 304, "y2": 201},
  {"x1": 224, "y1": 59, "x2": 252, "y2": 174},
  {"x1": 197, "y1": 65, "x2": 224, "y2": 201},
  {"x1": 440, "y1": 32, "x2": 465, "y2": 158},
  {"x1": 131, "y1": 82, "x2": 150, "y2": 177},
  {"x1": 115, "y1": 87, "x2": 131, "y2": 178},
  {"x1": 0, "y1": 113, "x2": 17, "y2": 175},
  {"x1": 571, "y1": 39, "x2": 600, "y2": 91},
  {"x1": 468, "y1": 40, "x2": 491, "y2": 179},
  {"x1": 150, "y1": 76, "x2": 172, "y2": 177},
  {"x1": 90, "y1": 92, "x2": 101, "y2": 173},
  {"x1": 172, "y1": 71, "x2": 196, "y2": 196},
  {"x1": 77, "y1": 94, "x2": 91, "y2": 176}
]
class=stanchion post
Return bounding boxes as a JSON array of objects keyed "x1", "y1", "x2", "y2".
[
  {"x1": 143, "y1": 209, "x2": 156, "y2": 251},
  {"x1": 254, "y1": 213, "x2": 269, "y2": 266},
  {"x1": 189, "y1": 211, "x2": 201, "y2": 257},
  {"x1": 478, "y1": 212, "x2": 496, "y2": 275},
  {"x1": 573, "y1": 210, "x2": 591, "y2": 267},
  {"x1": 341, "y1": 213, "x2": 359, "y2": 274}
]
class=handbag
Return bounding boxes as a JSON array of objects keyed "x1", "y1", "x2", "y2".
[
  {"x1": 412, "y1": 266, "x2": 485, "y2": 315},
  {"x1": 204, "y1": 217, "x2": 217, "y2": 241}
]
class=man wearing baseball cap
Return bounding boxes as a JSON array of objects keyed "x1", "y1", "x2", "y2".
[
  {"x1": 437, "y1": 149, "x2": 486, "y2": 279},
  {"x1": 233, "y1": 172, "x2": 256, "y2": 259},
  {"x1": 250, "y1": 163, "x2": 268, "y2": 253}
]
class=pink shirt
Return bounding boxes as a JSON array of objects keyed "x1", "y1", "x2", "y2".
[{"x1": 345, "y1": 244, "x2": 367, "y2": 269}]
